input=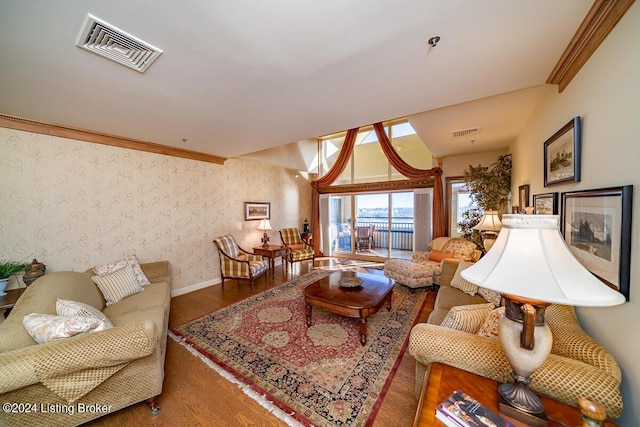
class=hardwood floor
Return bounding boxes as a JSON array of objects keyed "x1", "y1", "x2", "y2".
[{"x1": 87, "y1": 261, "x2": 435, "y2": 426}]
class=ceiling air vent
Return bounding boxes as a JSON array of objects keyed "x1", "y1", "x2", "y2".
[
  {"x1": 452, "y1": 127, "x2": 480, "y2": 138},
  {"x1": 75, "y1": 14, "x2": 163, "y2": 73}
]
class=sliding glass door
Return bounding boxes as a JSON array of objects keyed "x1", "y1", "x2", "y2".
[{"x1": 325, "y1": 191, "x2": 421, "y2": 260}]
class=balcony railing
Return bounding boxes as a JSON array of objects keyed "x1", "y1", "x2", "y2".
[{"x1": 336, "y1": 219, "x2": 414, "y2": 251}]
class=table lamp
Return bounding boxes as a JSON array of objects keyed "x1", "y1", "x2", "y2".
[
  {"x1": 472, "y1": 210, "x2": 502, "y2": 251},
  {"x1": 258, "y1": 219, "x2": 272, "y2": 247},
  {"x1": 461, "y1": 215, "x2": 625, "y2": 424}
]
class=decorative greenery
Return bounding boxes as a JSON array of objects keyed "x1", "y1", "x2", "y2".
[
  {"x1": 464, "y1": 154, "x2": 512, "y2": 211},
  {"x1": 0, "y1": 259, "x2": 26, "y2": 280},
  {"x1": 458, "y1": 154, "x2": 512, "y2": 249}
]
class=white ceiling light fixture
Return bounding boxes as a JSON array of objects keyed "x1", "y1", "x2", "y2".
[{"x1": 75, "y1": 14, "x2": 163, "y2": 73}]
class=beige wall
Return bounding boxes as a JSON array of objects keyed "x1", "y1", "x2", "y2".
[
  {"x1": 441, "y1": 148, "x2": 510, "y2": 180},
  {"x1": 512, "y1": 3, "x2": 639, "y2": 424},
  {"x1": 0, "y1": 128, "x2": 312, "y2": 295}
]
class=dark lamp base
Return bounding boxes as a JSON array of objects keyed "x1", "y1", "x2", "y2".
[{"x1": 498, "y1": 383, "x2": 548, "y2": 426}]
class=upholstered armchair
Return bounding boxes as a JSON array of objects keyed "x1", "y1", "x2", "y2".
[
  {"x1": 213, "y1": 235, "x2": 269, "y2": 290},
  {"x1": 384, "y1": 237, "x2": 480, "y2": 289},
  {"x1": 279, "y1": 228, "x2": 315, "y2": 270}
]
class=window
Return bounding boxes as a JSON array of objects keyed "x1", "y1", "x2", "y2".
[
  {"x1": 447, "y1": 177, "x2": 478, "y2": 237},
  {"x1": 318, "y1": 120, "x2": 433, "y2": 185}
]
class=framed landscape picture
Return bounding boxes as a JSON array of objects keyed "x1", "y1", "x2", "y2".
[
  {"x1": 561, "y1": 186, "x2": 632, "y2": 300},
  {"x1": 532, "y1": 192, "x2": 559, "y2": 215},
  {"x1": 544, "y1": 117, "x2": 581, "y2": 186},
  {"x1": 244, "y1": 202, "x2": 270, "y2": 221}
]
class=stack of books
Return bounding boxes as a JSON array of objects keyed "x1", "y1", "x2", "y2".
[{"x1": 436, "y1": 390, "x2": 516, "y2": 427}]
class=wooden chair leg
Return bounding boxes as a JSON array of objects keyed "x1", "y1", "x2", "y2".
[{"x1": 146, "y1": 396, "x2": 160, "y2": 415}]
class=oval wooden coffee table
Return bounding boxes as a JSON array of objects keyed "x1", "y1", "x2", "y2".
[{"x1": 303, "y1": 270, "x2": 394, "y2": 345}]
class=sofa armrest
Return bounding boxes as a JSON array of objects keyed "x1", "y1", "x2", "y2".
[
  {"x1": 0, "y1": 320, "x2": 156, "y2": 394},
  {"x1": 141, "y1": 261, "x2": 170, "y2": 285},
  {"x1": 408, "y1": 323, "x2": 623, "y2": 418},
  {"x1": 439, "y1": 258, "x2": 462, "y2": 287}
]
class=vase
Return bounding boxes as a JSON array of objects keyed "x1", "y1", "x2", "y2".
[{"x1": 0, "y1": 278, "x2": 9, "y2": 297}]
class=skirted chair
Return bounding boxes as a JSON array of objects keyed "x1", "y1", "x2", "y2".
[
  {"x1": 279, "y1": 228, "x2": 315, "y2": 271},
  {"x1": 213, "y1": 235, "x2": 269, "y2": 290},
  {"x1": 384, "y1": 236, "x2": 480, "y2": 289}
]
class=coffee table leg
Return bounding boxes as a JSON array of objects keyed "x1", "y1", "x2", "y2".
[
  {"x1": 387, "y1": 293, "x2": 392, "y2": 311},
  {"x1": 305, "y1": 303, "x2": 312, "y2": 326},
  {"x1": 359, "y1": 317, "x2": 367, "y2": 345}
]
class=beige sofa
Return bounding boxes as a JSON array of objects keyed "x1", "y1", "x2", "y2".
[
  {"x1": 408, "y1": 258, "x2": 624, "y2": 419},
  {"x1": 0, "y1": 261, "x2": 171, "y2": 427}
]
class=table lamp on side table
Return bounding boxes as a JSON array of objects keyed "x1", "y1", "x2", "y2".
[
  {"x1": 258, "y1": 219, "x2": 272, "y2": 247},
  {"x1": 473, "y1": 210, "x2": 502, "y2": 252},
  {"x1": 461, "y1": 215, "x2": 625, "y2": 426}
]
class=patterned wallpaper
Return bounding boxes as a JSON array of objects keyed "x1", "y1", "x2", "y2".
[{"x1": 0, "y1": 127, "x2": 312, "y2": 293}]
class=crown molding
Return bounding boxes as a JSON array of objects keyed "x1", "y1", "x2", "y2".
[
  {"x1": 0, "y1": 113, "x2": 227, "y2": 165},
  {"x1": 547, "y1": 0, "x2": 635, "y2": 92}
]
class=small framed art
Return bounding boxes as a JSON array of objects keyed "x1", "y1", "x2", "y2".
[
  {"x1": 544, "y1": 117, "x2": 581, "y2": 186},
  {"x1": 532, "y1": 192, "x2": 559, "y2": 215},
  {"x1": 561, "y1": 186, "x2": 633, "y2": 300},
  {"x1": 244, "y1": 202, "x2": 271, "y2": 221},
  {"x1": 518, "y1": 185, "x2": 530, "y2": 209}
]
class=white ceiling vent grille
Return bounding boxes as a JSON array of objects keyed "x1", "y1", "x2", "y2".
[
  {"x1": 452, "y1": 127, "x2": 480, "y2": 138},
  {"x1": 76, "y1": 14, "x2": 163, "y2": 73}
]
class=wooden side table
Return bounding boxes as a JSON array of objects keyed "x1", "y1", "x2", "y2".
[
  {"x1": 1, "y1": 287, "x2": 25, "y2": 318},
  {"x1": 413, "y1": 363, "x2": 617, "y2": 427},
  {"x1": 253, "y1": 245, "x2": 286, "y2": 277}
]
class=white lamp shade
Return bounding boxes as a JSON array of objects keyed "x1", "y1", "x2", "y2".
[
  {"x1": 461, "y1": 215, "x2": 625, "y2": 307},
  {"x1": 472, "y1": 210, "x2": 502, "y2": 232},
  {"x1": 258, "y1": 219, "x2": 272, "y2": 231}
]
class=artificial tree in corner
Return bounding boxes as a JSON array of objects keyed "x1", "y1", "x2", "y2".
[{"x1": 458, "y1": 153, "x2": 512, "y2": 251}]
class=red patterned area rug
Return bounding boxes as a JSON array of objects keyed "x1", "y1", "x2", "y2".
[{"x1": 169, "y1": 269, "x2": 428, "y2": 427}]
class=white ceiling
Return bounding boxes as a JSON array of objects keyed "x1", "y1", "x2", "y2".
[{"x1": 0, "y1": 1, "x2": 592, "y2": 164}]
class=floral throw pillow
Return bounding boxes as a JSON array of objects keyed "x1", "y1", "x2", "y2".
[
  {"x1": 92, "y1": 254, "x2": 151, "y2": 286},
  {"x1": 478, "y1": 287, "x2": 502, "y2": 307},
  {"x1": 22, "y1": 313, "x2": 110, "y2": 344},
  {"x1": 476, "y1": 307, "x2": 505, "y2": 339}
]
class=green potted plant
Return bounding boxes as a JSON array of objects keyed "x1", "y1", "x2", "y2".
[
  {"x1": 459, "y1": 154, "x2": 512, "y2": 251},
  {"x1": 0, "y1": 259, "x2": 26, "y2": 296}
]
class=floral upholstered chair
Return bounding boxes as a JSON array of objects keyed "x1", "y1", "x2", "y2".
[
  {"x1": 213, "y1": 235, "x2": 269, "y2": 290},
  {"x1": 279, "y1": 228, "x2": 315, "y2": 271},
  {"x1": 384, "y1": 237, "x2": 480, "y2": 289}
]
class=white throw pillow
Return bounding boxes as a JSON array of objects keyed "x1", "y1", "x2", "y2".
[
  {"x1": 93, "y1": 254, "x2": 151, "y2": 286},
  {"x1": 56, "y1": 299, "x2": 113, "y2": 327},
  {"x1": 92, "y1": 265, "x2": 143, "y2": 306},
  {"x1": 22, "y1": 313, "x2": 110, "y2": 344},
  {"x1": 440, "y1": 303, "x2": 494, "y2": 334},
  {"x1": 450, "y1": 261, "x2": 479, "y2": 296}
]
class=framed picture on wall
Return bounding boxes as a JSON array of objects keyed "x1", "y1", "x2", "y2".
[
  {"x1": 518, "y1": 184, "x2": 530, "y2": 208},
  {"x1": 244, "y1": 202, "x2": 271, "y2": 221},
  {"x1": 561, "y1": 186, "x2": 632, "y2": 300},
  {"x1": 544, "y1": 117, "x2": 581, "y2": 186},
  {"x1": 532, "y1": 192, "x2": 559, "y2": 215}
]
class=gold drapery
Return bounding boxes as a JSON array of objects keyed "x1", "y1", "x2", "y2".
[{"x1": 311, "y1": 123, "x2": 446, "y2": 255}]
